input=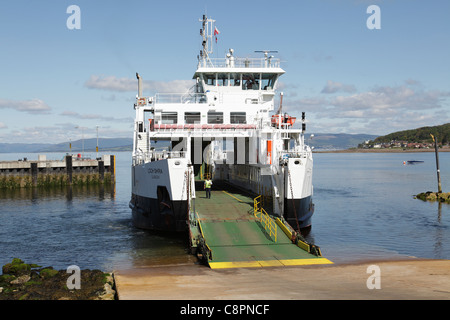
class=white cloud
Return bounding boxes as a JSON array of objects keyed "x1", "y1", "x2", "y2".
[
  {"x1": 0, "y1": 122, "x2": 132, "y2": 144},
  {"x1": 321, "y1": 80, "x2": 356, "y2": 94},
  {"x1": 60, "y1": 111, "x2": 133, "y2": 123},
  {"x1": 283, "y1": 81, "x2": 450, "y2": 135},
  {"x1": 84, "y1": 75, "x2": 135, "y2": 92},
  {"x1": 0, "y1": 122, "x2": 7, "y2": 129},
  {"x1": 0, "y1": 98, "x2": 51, "y2": 114},
  {"x1": 331, "y1": 85, "x2": 448, "y2": 117},
  {"x1": 84, "y1": 75, "x2": 194, "y2": 94}
]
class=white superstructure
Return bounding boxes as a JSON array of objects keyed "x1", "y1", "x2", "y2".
[{"x1": 130, "y1": 15, "x2": 314, "y2": 233}]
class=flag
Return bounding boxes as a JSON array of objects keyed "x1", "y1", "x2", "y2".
[{"x1": 214, "y1": 26, "x2": 220, "y2": 43}]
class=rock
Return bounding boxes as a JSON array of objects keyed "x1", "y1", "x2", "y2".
[
  {"x1": 97, "y1": 283, "x2": 115, "y2": 300},
  {"x1": 438, "y1": 193, "x2": 450, "y2": 201},
  {"x1": 97, "y1": 274, "x2": 116, "y2": 300},
  {"x1": 2, "y1": 258, "x2": 31, "y2": 276},
  {"x1": 10, "y1": 275, "x2": 31, "y2": 285},
  {"x1": 0, "y1": 259, "x2": 116, "y2": 300},
  {"x1": 39, "y1": 268, "x2": 59, "y2": 279},
  {"x1": 416, "y1": 192, "x2": 450, "y2": 203}
]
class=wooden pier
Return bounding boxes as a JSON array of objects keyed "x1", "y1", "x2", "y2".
[{"x1": 0, "y1": 154, "x2": 115, "y2": 188}]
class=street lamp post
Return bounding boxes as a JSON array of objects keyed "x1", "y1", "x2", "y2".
[
  {"x1": 75, "y1": 126, "x2": 85, "y2": 159},
  {"x1": 96, "y1": 125, "x2": 99, "y2": 159}
]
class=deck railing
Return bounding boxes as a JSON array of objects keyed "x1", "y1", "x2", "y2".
[
  {"x1": 155, "y1": 93, "x2": 207, "y2": 104},
  {"x1": 151, "y1": 124, "x2": 257, "y2": 131},
  {"x1": 199, "y1": 57, "x2": 281, "y2": 69}
]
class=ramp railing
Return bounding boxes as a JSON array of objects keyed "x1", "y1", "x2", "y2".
[{"x1": 253, "y1": 195, "x2": 277, "y2": 242}]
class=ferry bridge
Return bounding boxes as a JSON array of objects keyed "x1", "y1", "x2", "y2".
[{"x1": 188, "y1": 181, "x2": 332, "y2": 269}]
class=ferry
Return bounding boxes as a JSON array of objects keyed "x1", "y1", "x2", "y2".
[{"x1": 129, "y1": 15, "x2": 314, "y2": 235}]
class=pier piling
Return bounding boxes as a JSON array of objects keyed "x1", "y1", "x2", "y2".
[{"x1": 65, "y1": 155, "x2": 73, "y2": 184}]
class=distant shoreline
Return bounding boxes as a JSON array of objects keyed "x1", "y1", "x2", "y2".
[{"x1": 314, "y1": 147, "x2": 450, "y2": 153}]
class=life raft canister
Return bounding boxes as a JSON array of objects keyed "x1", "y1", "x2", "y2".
[{"x1": 271, "y1": 114, "x2": 296, "y2": 128}]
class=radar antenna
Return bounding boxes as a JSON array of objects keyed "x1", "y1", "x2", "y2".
[{"x1": 255, "y1": 50, "x2": 278, "y2": 67}]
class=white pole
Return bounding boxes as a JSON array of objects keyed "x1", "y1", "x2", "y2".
[{"x1": 96, "y1": 125, "x2": 99, "y2": 159}]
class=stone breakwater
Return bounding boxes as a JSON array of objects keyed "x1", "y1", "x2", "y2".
[
  {"x1": 0, "y1": 154, "x2": 115, "y2": 189},
  {"x1": 0, "y1": 258, "x2": 115, "y2": 300}
]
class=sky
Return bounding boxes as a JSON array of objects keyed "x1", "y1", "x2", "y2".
[{"x1": 0, "y1": 0, "x2": 449, "y2": 144}]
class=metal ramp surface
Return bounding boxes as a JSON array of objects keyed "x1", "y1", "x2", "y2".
[{"x1": 190, "y1": 185, "x2": 333, "y2": 269}]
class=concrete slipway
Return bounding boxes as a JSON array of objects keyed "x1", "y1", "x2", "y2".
[
  {"x1": 113, "y1": 187, "x2": 450, "y2": 300},
  {"x1": 114, "y1": 259, "x2": 450, "y2": 300}
]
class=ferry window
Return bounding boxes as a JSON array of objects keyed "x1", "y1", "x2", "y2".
[
  {"x1": 230, "y1": 112, "x2": 246, "y2": 124},
  {"x1": 185, "y1": 112, "x2": 201, "y2": 124},
  {"x1": 207, "y1": 111, "x2": 223, "y2": 124},
  {"x1": 229, "y1": 73, "x2": 241, "y2": 87},
  {"x1": 261, "y1": 74, "x2": 277, "y2": 90},
  {"x1": 144, "y1": 110, "x2": 154, "y2": 131},
  {"x1": 242, "y1": 73, "x2": 260, "y2": 90},
  {"x1": 161, "y1": 112, "x2": 178, "y2": 124},
  {"x1": 217, "y1": 73, "x2": 228, "y2": 86},
  {"x1": 204, "y1": 73, "x2": 216, "y2": 86}
]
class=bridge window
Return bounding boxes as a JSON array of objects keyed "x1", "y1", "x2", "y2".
[
  {"x1": 261, "y1": 74, "x2": 277, "y2": 90},
  {"x1": 230, "y1": 112, "x2": 246, "y2": 124},
  {"x1": 207, "y1": 111, "x2": 223, "y2": 124},
  {"x1": 161, "y1": 112, "x2": 177, "y2": 124},
  {"x1": 217, "y1": 73, "x2": 229, "y2": 86},
  {"x1": 242, "y1": 73, "x2": 260, "y2": 90},
  {"x1": 229, "y1": 73, "x2": 241, "y2": 86},
  {"x1": 204, "y1": 73, "x2": 216, "y2": 86},
  {"x1": 185, "y1": 112, "x2": 201, "y2": 124}
]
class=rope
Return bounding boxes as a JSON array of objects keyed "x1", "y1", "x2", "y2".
[{"x1": 288, "y1": 168, "x2": 301, "y2": 233}]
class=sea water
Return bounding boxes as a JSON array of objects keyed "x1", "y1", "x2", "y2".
[
  {"x1": 0, "y1": 151, "x2": 448, "y2": 271},
  {"x1": 311, "y1": 151, "x2": 450, "y2": 263}
]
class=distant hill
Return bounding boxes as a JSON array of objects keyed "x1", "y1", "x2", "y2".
[
  {"x1": 0, "y1": 138, "x2": 133, "y2": 153},
  {"x1": 0, "y1": 134, "x2": 377, "y2": 153},
  {"x1": 372, "y1": 123, "x2": 450, "y2": 145},
  {"x1": 0, "y1": 143, "x2": 54, "y2": 153},
  {"x1": 309, "y1": 133, "x2": 378, "y2": 150}
]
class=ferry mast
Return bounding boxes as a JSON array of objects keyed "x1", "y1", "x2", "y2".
[{"x1": 199, "y1": 15, "x2": 216, "y2": 67}]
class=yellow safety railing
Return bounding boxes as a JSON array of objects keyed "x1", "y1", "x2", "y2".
[
  {"x1": 199, "y1": 164, "x2": 211, "y2": 180},
  {"x1": 253, "y1": 195, "x2": 277, "y2": 242},
  {"x1": 254, "y1": 195, "x2": 262, "y2": 213},
  {"x1": 275, "y1": 217, "x2": 323, "y2": 257}
]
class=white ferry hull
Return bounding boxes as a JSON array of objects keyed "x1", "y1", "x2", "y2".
[
  {"x1": 130, "y1": 158, "x2": 191, "y2": 231},
  {"x1": 131, "y1": 159, "x2": 314, "y2": 233}
]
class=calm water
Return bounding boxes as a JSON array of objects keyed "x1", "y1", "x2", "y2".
[
  {"x1": 0, "y1": 151, "x2": 449, "y2": 271},
  {"x1": 311, "y1": 151, "x2": 450, "y2": 263}
]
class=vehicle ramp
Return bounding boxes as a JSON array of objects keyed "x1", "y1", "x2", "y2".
[{"x1": 189, "y1": 185, "x2": 333, "y2": 269}]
